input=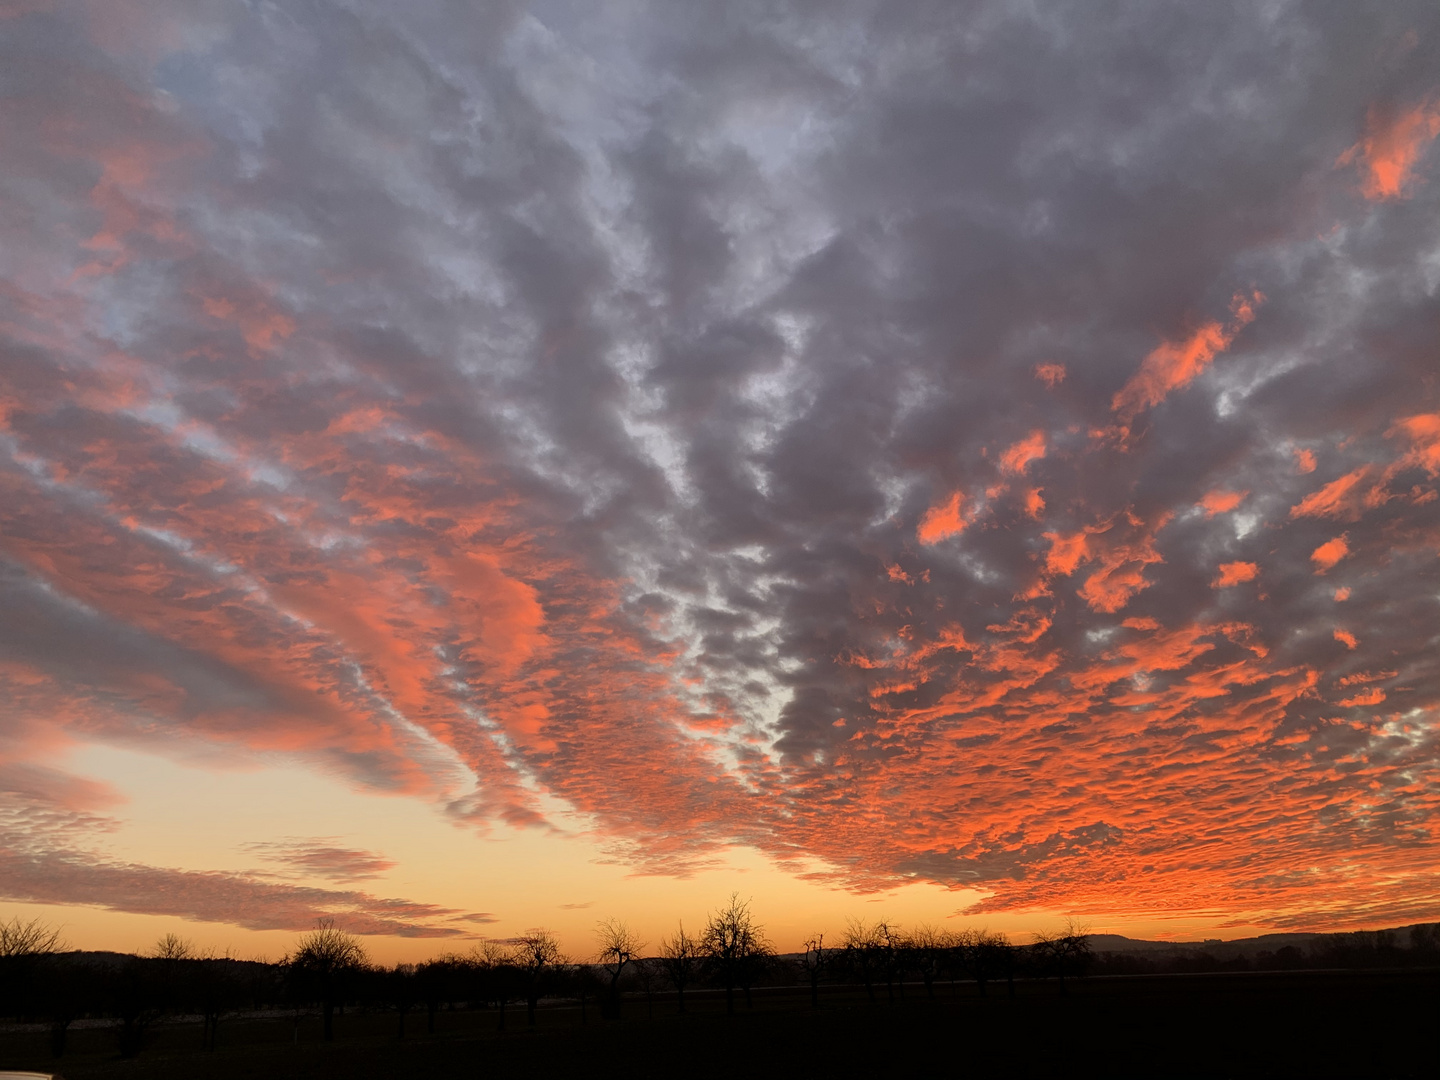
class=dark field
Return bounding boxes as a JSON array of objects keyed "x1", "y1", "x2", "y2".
[{"x1": 4, "y1": 969, "x2": 1436, "y2": 1079}]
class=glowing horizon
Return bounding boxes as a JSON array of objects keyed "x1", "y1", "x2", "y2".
[{"x1": 2, "y1": 1, "x2": 1438, "y2": 965}]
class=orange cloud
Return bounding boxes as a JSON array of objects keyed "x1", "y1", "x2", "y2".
[
  {"x1": 1060, "y1": 511, "x2": 1172, "y2": 613},
  {"x1": 1111, "y1": 291, "x2": 1263, "y2": 423},
  {"x1": 1022, "y1": 487, "x2": 1045, "y2": 519},
  {"x1": 1311, "y1": 535, "x2": 1351, "y2": 573},
  {"x1": 1293, "y1": 447, "x2": 1317, "y2": 474},
  {"x1": 1337, "y1": 99, "x2": 1440, "y2": 201},
  {"x1": 1334, "y1": 628, "x2": 1358, "y2": 650},
  {"x1": 999, "y1": 430, "x2": 1046, "y2": 476},
  {"x1": 1212, "y1": 561, "x2": 1258, "y2": 588},
  {"x1": 1199, "y1": 489, "x2": 1247, "y2": 517},
  {"x1": 917, "y1": 490, "x2": 966, "y2": 545},
  {"x1": 985, "y1": 607, "x2": 1052, "y2": 644},
  {"x1": 1290, "y1": 466, "x2": 1384, "y2": 521},
  {"x1": 1388, "y1": 412, "x2": 1440, "y2": 476},
  {"x1": 1338, "y1": 687, "x2": 1385, "y2": 707},
  {"x1": 1042, "y1": 529, "x2": 1091, "y2": 576},
  {"x1": 1034, "y1": 363, "x2": 1066, "y2": 388},
  {"x1": 1334, "y1": 586, "x2": 1351, "y2": 602}
]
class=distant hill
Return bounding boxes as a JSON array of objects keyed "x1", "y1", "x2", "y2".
[{"x1": 1088, "y1": 923, "x2": 1434, "y2": 958}]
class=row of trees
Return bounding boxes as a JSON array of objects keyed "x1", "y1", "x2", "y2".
[
  {"x1": 0, "y1": 898, "x2": 1086, "y2": 1059},
  {"x1": 8, "y1": 905, "x2": 1436, "y2": 1061}
]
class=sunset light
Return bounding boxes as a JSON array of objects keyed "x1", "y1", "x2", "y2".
[{"x1": 1, "y1": 4, "x2": 1438, "y2": 1074}]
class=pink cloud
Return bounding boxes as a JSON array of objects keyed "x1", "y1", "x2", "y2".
[
  {"x1": 917, "y1": 490, "x2": 966, "y2": 544},
  {"x1": 1337, "y1": 99, "x2": 1440, "y2": 201}
]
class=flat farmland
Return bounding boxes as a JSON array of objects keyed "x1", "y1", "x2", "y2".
[{"x1": 2, "y1": 969, "x2": 1436, "y2": 1079}]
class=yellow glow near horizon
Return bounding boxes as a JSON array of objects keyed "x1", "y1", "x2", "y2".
[{"x1": 6, "y1": 744, "x2": 1279, "y2": 965}]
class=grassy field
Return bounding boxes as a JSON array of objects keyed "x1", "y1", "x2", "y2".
[{"x1": 3, "y1": 969, "x2": 1436, "y2": 1078}]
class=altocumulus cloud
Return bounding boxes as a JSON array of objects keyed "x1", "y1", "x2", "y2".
[{"x1": 1, "y1": 0, "x2": 1439, "y2": 933}]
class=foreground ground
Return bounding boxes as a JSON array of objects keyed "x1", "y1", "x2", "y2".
[{"x1": 3, "y1": 969, "x2": 1436, "y2": 1078}]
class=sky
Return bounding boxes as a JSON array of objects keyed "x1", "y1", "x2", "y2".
[{"x1": 1, "y1": 0, "x2": 1438, "y2": 964}]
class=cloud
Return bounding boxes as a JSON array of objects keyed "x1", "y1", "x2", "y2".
[
  {"x1": 0, "y1": 841, "x2": 483, "y2": 938},
  {"x1": 1212, "y1": 561, "x2": 1259, "y2": 588},
  {"x1": 999, "y1": 430, "x2": 1047, "y2": 476},
  {"x1": 1337, "y1": 99, "x2": 1440, "y2": 200},
  {"x1": 1311, "y1": 535, "x2": 1352, "y2": 573},
  {"x1": 1199, "y1": 490, "x2": 1248, "y2": 517},
  {"x1": 1291, "y1": 467, "x2": 1381, "y2": 521},
  {"x1": 1034, "y1": 363, "x2": 1066, "y2": 388},
  {"x1": 917, "y1": 491, "x2": 967, "y2": 545},
  {"x1": 0, "y1": 0, "x2": 1438, "y2": 936},
  {"x1": 241, "y1": 838, "x2": 397, "y2": 883},
  {"x1": 1110, "y1": 292, "x2": 1263, "y2": 425}
]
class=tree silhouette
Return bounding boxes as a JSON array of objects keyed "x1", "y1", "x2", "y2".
[
  {"x1": 0, "y1": 915, "x2": 64, "y2": 1017},
  {"x1": 513, "y1": 928, "x2": 566, "y2": 1026},
  {"x1": 191, "y1": 951, "x2": 244, "y2": 1052},
  {"x1": 468, "y1": 941, "x2": 519, "y2": 1030},
  {"x1": 1031, "y1": 918, "x2": 1091, "y2": 994},
  {"x1": 594, "y1": 918, "x2": 645, "y2": 1019},
  {"x1": 841, "y1": 918, "x2": 885, "y2": 1004},
  {"x1": 388, "y1": 962, "x2": 417, "y2": 1039},
  {"x1": 908, "y1": 924, "x2": 947, "y2": 998},
  {"x1": 700, "y1": 894, "x2": 771, "y2": 1014},
  {"x1": 152, "y1": 932, "x2": 194, "y2": 960},
  {"x1": 287, "y1": 919, "x2": 368, "y2": 1041},
  {"x1": 658, "y1": 922, "x2": 700, "y2": 1012},
  {"x1": 1, "y1": 917, "x2": 67, "y2": 1053},
  {"x1": 799, "y1": 932, "x2": 831, "y2": 1008},
  {"x1": 876, "y1": 921, "x2": 903, "y2": 1002}
]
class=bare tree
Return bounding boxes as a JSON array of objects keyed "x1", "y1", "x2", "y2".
[
  {"x1": 594, "y1": 918, "x2": 645, "y2": 1019},
  {"x1": 389, "y1": 963, "x2": 417, "y2": 1039},
  {"x1": 287, "y1": 919, "x2": 368, "y2": 1041},
  {"x1": 0, "y1": 915, "x2": 64, "y2": 958},
  {"x1": 876, "y1": 921, "x2": 904, "y2": 1001},
  {"x1": 955, "y1": 928, "x2": 1013, "y2": 997},
  {"x1": 0, "y1": 917, "x2": 65, "y2": 1043},
  {"x1": 152, "y1": 932, "x2": 194, "y2": 961},
  {"x1": 191, "y1": 949, "x2": 243, "y2": 1052},
  {"x1": 1031, "y1": 918, "x2": 1092, "y2": 994},
  {"x1": 467, "y1": 941, "x2": 518, "y2": 1030},
  {"x1": 841, "y1": 918, "x2": 884, "y2": 1004},
  {"x1": 799, "y1": 932, "x2": 831, "y2": 1008},
  {"x1": 908, "y1": 924, "x2": 948, "y2": 997},
  {"x1": 658, "y1": 922, "x2": 700, "y2": 1012},
  {"x1": 700, "y1": 894, "x2": 772, "y2": 1014},
  {"x1": 512, "y1": 928, "x2": 566, "y2": 1026}
]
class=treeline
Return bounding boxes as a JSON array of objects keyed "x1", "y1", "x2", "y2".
[
  {"x1": 2, "y1": 904, "x2": 1437, "y2": 1063},
  {"x1": 1090, "y1": 924, "x2": 1440, "y2": 977}
]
